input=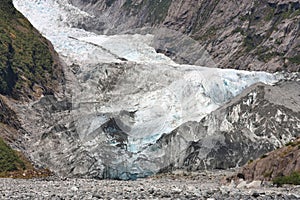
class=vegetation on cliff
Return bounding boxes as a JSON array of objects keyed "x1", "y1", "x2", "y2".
[
  {"x1": 0, "y1": 135, "x2": 52, "y2": 178},
  {"x1": 273, "y1": 172, "x2": 300, "y2": 186},
  {"x1": 0, "y1": 136, "x2": 25, "y2": 173},
  {"x1": 0, "y1": 0, "x2": 61, "y2": 177},
  {"x1": 0, "y1": 0, "x2": 62, "y2": 100}
]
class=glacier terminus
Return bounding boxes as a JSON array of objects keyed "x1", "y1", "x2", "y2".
[{"x1": 12, "y1": 0, "x2": 291, "y2": 180}]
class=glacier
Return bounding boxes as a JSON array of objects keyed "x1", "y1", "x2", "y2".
[{"x1": 13, "y1": 0, "x2": 282, "y2": 179}]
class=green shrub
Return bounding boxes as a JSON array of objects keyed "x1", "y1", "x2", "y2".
[
  {"x1": 105, "y1": 0, "x2": 117, "y2": 7},
  {"x1": 285, "y1": 141, "x2": 294, "y2": 146},
  {"x1": 0, "y1": 137, "x2": 25, "y2": 172},
  {"x1": 232, "y1": 27, "x2": 244, "y2": 35},
  {"x1": 288, "y1": 55, "x2": 300, "y2": 64},
  {"x1": 243, "y1": 34, "x2": 264, "y2": 52},
  {"x1": 264, "y1": 8, "x2": 275, "y2": 21},
  {"x1": 273, "y1": 172, "x2": 300, "y2": 186}
]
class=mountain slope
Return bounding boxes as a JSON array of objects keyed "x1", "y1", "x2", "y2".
[
  {"x1": 0, "y1": 0, "x2": 64, "y2": 177},
  {"x1": 240, "y1": 137, "x2": 300, "y2": 183},
  {"x1": 0, "y1": 136, "x2": 25, "y2": 173},
  {"x1": 69, "y1": 0, "x2": 300, "y2": 72},
  {"x1": 0, "y1": 0, "x2": 63, "y2": 100}
]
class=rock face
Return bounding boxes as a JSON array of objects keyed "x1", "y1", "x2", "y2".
[
  {"x1": 0, "y1": 0, "x2": 64, "y2": 177},
  {"x1": 240, "y1": 137, "x2": 300, "y2": 181},
  {"x1": 69, "y1": 0, "x2": 300, "y2": 72},
  {"x1": 0, "y1": 96, "x2": 25, "y2": 150},
  {"x1": 0, "y1": 0, "x2": 64, "y2": 144}
]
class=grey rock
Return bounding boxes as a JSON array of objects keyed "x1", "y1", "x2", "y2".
[{"x1": 68, "y1": 0, "x2": 300, "y2": 72}]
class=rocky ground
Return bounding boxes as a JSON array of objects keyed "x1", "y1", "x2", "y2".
[{"x1": 0, "y1": 170, "x2": 299, "y2": 200}]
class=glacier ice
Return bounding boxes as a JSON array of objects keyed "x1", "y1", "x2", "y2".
[{"x1": 13, "y1": 0, "x2": 282, "y2": 179}]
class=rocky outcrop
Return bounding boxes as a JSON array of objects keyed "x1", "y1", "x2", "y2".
[
  {"x1": 0, "y1": 96, "x2": 26, "y2": 150},
  {"x1": 0, "y1": 95, "x2": 53, "y2": 178},
  {"x1": 240, "y1": 137, "x2": 300, "y2": 181},
  {"x1": 0, "y1": 96, "x2": 20, "y2": 129},
  {"x1": 69, "y1": 0, "x2": 300, "y2": 72}
]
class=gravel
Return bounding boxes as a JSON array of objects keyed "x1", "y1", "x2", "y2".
[{"x1": 0, "y1": 170, "x2": 299, "y2": 199}]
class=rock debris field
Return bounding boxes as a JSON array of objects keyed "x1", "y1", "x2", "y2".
[{"x1": 0, "y1": 170, "x2": 300, "y2": 200}]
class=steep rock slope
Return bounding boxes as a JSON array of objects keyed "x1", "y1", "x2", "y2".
[
  {"x1": 0, "y1": 96, "x2": 25, "y2": 150},
  {"x1": 0, "y1": 0, "x2": 63, "y2": 100},
  {"x1": 0, "y1": 0, "x2": 64, "y2": 177},
  {"x1": 69, "y1": 0, "x2": 300, "y2": 72},
  {"x1": 240, "y1": 137, "x2": 300, "y2": 182}
]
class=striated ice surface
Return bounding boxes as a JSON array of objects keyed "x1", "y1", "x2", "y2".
[
  {"x1": 13, "y1": 0, "x2": 118, "y2": 65},
  {"x1": 13, "y1": 0, "x2": 282, "y2": 178}
]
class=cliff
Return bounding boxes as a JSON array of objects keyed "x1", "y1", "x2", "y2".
[
  {"x1": 240, "y1": 137, "x2": 300, "y2": 183},
  {"x1": 69, "y1": 0, "x2": 300, "y2": 72}
]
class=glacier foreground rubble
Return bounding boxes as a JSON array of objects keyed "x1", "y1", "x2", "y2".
[{"x1": 12, "y1": 0, "x2": 300, "y2": 180}]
